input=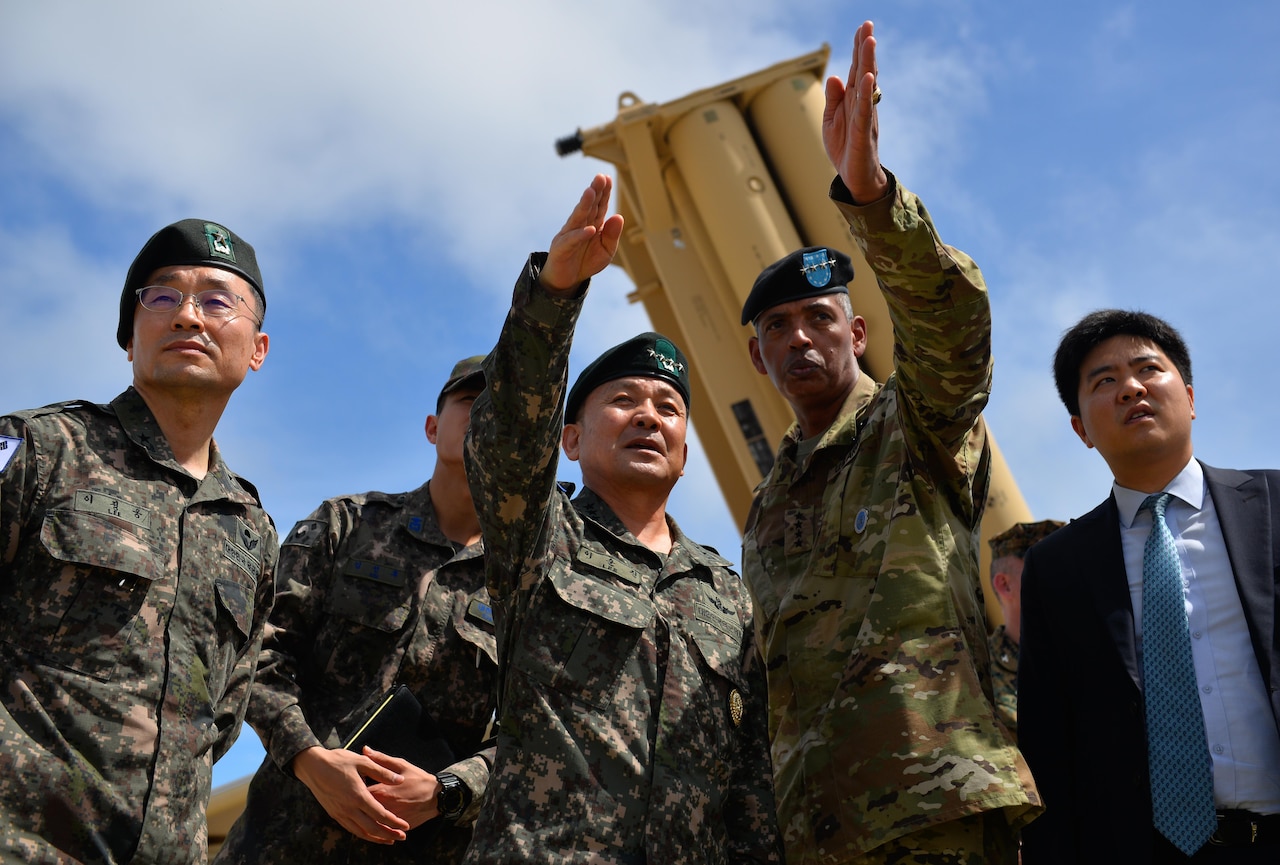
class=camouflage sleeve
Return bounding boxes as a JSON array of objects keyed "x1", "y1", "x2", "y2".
[
  {"x1": 445, "y1": 743, "x2": 497, "y2": 826},
  {"x1": 246, "y1": 501, "x2": 345, "y2": 769},
  {"x1": 725, "y1": 628, "x2": 785, "y2": 862},
  {"x1": 212, "y1": 520, "x2": 279, "y2": 764},
  {"x1": 0, "y1": 416, "x2": 38, "y2": 576},
  {"x1": 830, "y1": 171, "x2": 993, "y2": 496},
  {"x1": 464, "y1": 252, "x2": 587, "y2": 599}
]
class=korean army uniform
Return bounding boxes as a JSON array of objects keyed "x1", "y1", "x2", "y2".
[
  {"x1": 214, "y1": 482, "x2": 497, "y2": 864},
  {"x1": 463, "y1": 255, "x2": 783, "y2": 865},
  {"x1": 0, "y1": 388, "x2": 276, "y2": 863}
]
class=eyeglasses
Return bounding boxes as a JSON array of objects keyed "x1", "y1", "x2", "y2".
[{"x1": 136, "y1": 285, "x2": 261, "y2": 325}]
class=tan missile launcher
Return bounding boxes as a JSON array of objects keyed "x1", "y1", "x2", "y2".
[{"x1": 556, "y1": 45, "x2": 1033, "y2": 627}]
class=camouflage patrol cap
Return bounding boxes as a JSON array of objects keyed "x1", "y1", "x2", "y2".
[
  {"x1": 740, "y1": 246, "x2": 855, "y2": 326},
  {"x1": 437, "y1": 355, "x2": 487, "y2": 412},
  {"x1": 988, "y1": 519, "x2": 1065, "y2": 560},
  {"x1": 117, "y1": 219, "x2": 265, "y2": 349},
  {"x1": 565, "y1": 332, "x2": 690, "y2": 423}
]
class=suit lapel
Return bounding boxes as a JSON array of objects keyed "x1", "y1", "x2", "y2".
[
  {"x1": 1078, "y1": 497, "x2": 1144, "y2": 691},
  {"x1": 1204, "y1": 462, "x2": 1276, "y2": 696}
]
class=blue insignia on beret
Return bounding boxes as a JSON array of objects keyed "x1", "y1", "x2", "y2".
[{"x1": 802, "y1": 249, "x2": 834, "y2": 288}]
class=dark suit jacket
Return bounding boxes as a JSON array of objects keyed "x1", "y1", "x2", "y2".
[{"x1": 1019, "y1": 462, "x2": 1280, "y2": 864}]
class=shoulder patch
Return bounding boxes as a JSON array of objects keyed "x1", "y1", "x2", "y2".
[
  {"x1": 0, "y1": 435, "x2": 22, "y2": 474},
  {"x1": 283, "y1": 519, "x2": 327, "y2": 548}
]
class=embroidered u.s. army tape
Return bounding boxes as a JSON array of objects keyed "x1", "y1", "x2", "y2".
[
  {"x1": 574, "y1": 546, "x2": 645, "y2": 585},
  {"x1": 74, "y1": 489, "x2": 153, "y2": 530}
]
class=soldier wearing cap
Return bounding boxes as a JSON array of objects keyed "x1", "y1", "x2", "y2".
[
  {"x1": 215, "y1": 356, "x2": 499, "y2": 864},
  {"x1": 986, "y1": 520, "x2": 1064, "y2": 741},
  {"x1": 0, "y1": 219, "x2": 276, "y2": 862},
  {"x1": 462, "y1": 174, "x2": 782, "y2": 864},
  {"x1": 738, "y1": 21, "x2": 1041, "y2": 865}
]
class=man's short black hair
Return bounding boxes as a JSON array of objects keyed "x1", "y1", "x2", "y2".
[{"x1": 1052, "y1": 309, "x2": 1193, "y2": 416}]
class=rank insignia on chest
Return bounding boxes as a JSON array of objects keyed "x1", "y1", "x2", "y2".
[{"x1": 728, "y1": 689, "x2": 744, "y2": 727}]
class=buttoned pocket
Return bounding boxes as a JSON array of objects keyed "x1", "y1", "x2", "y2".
[
  {"x1": 29, "y1": 509, "x2": 163, "y2": 680},
  {"x1": 512, "y1": 559, "x2": 655, "y2": 710}
]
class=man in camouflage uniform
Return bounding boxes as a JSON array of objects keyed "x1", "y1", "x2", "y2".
[
  {"x1": 462, "y1": 174, "x2": 782, "y2": 864},
  {"x1": 738, "y1": 22, "x2": 1042, "y2": 864},
  {"x1": 0, "y1": 219, "x2": 277, "y2": 863},
  {"x1": 213, "y1": 357, "x2": 498, "y2": 863},
  {"x1": 986, "y1": 520, "x2": 1063, "y2": 741}
]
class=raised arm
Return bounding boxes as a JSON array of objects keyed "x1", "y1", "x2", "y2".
[
  {"x1": 823, "y1": 20, "x2": 890, "y2": 204},
  {"x1": 465, "y1": 176, "x2": 622, "y2": 595}
]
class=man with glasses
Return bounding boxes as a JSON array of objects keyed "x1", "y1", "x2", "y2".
[{"x1": 0, "y1": 219, "x2": 277, "y2": 863}]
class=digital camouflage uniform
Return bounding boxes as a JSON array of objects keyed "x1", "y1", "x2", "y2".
[
  {"x1": 462, "y1": 254, "x2": 783, "y2": 865},
  {"x1": 987, "y1": 625, "x2": 1019, "y2": 740},
  {"x1": 740, "y1": 173, "x2": 1042, "y2": 864},
  {"x1": 0, "y1": 388, "x2": 277, "y2": 864},
  {"x1": 213, "y1": 481, "x2": 497, "y2": 864}
]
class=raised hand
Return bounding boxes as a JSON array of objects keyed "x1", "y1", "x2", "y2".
[
  {"x1": 822, "y1": 20, "x2": 890, "y2": 203},
  {"x1": 540, "y1": 173, "x2": 625, "y2": 292}
]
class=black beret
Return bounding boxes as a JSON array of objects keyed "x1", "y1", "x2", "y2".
[
  {"x1": 565, "y1": 332, "x2": 691, "y2": 423},
  {"x1": 437, "y1": 354, "x2": 487, "y2": 411},
  {"x1": 117, "y1": 219, "x2": 264, "y2": 349},
  {"x1": 740, "y1": 246, "x2": 855, "y2": 326},
  {"x1": 988, "y1": 520, "x2": 1065, "y2": 560}
]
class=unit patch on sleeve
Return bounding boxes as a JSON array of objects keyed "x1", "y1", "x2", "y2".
[{"x1": 0, "y1": 436, "x2": 21, "y2": 474}]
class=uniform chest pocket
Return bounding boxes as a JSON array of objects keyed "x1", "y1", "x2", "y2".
[
  {"x1": 325, "y1": 559, "x2": 413, "y2": 632},
  {"x1": 514, "y1": 560, "x2": 655, "y2": 710},
  {"x1": 23, "y1": 509, "x2": 164, "y2": 681}
]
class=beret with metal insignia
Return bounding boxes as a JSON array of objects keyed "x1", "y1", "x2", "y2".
[
  {"x1": 565, "y1": 332, "x2": 691, "y2": 423},
  {"x1": 740, "y1": 246, "x2": 855, "y2": 326},
  {"x1": 437, "y1": 354, "x2": 488, "y2": 412},
  {"x1": 117, "y1": 219, "x2": 265, "y2": 349},
  {"x1": 988, "y1": 519, "x2": 1065, "y2": 561}
]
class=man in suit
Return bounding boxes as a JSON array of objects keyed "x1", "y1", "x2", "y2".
[{"x1": 1019, "y1": 309, "x2": 1280, "y2": 864}]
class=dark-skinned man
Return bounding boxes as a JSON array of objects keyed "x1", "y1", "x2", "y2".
[{"x1": 739, "y1": 21, "x2": 1041, "y2": 865}]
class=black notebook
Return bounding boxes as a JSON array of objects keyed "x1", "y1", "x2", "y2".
[{"x1": 343, "y1": 684, "x2": 456, "y2": 774}]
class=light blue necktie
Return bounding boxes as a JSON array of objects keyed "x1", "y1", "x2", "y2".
[{"x1": 1140, "y1": 492, "x2": 1217, "y2": 856}]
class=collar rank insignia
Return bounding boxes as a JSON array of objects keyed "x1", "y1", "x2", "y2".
[
  {"x1": 728, "y1": 688, "x2": 744, "y2": 727},
  {"x1": 646, "y1": 338, "x2": 685, "y2": 376},
  {"x1": 203, "y1": 222, "x2": 236, "y2": 262},
  {"x1": 800, "y1": 249, "x2": 834, "y2": 288}
]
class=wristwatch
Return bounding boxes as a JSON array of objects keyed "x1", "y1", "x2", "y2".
[{"x1": 435, "y1": 771, "x2": 469, "y2": 821}]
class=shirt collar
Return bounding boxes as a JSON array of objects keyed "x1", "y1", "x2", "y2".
[{"x1": 1113, "y1": 456, "x2": 1204, "y2": 528}]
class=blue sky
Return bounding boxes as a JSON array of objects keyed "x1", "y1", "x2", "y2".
[{"x1": 3, "y1": 1, "x2": 1277, "y2": 789}]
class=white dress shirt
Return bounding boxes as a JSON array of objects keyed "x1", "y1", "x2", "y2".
[{"x1": 1115, "y1": 457, "x2": 1280, "y2": 813}]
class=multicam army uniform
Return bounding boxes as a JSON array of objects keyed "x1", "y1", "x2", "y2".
[
  {"x1": 740, "y1": 173, "x2": 1042, "y2": 863},
  {"x1": 0, "y1": 388, "x2": 277, "y2": 864},
  {"x1": 988, "y1": 624, "x2": 1019, "y2": 740},
  {"x1": 462, "y1": 254, "x2": 783, "y2": 865},
  {"x1": 213, "y1": 481, "x2": 497, "y2": 864}
]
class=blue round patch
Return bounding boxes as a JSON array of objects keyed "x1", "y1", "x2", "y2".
[{"x1": 854, "y1": 508, "x2": 869, "y2": 534}]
